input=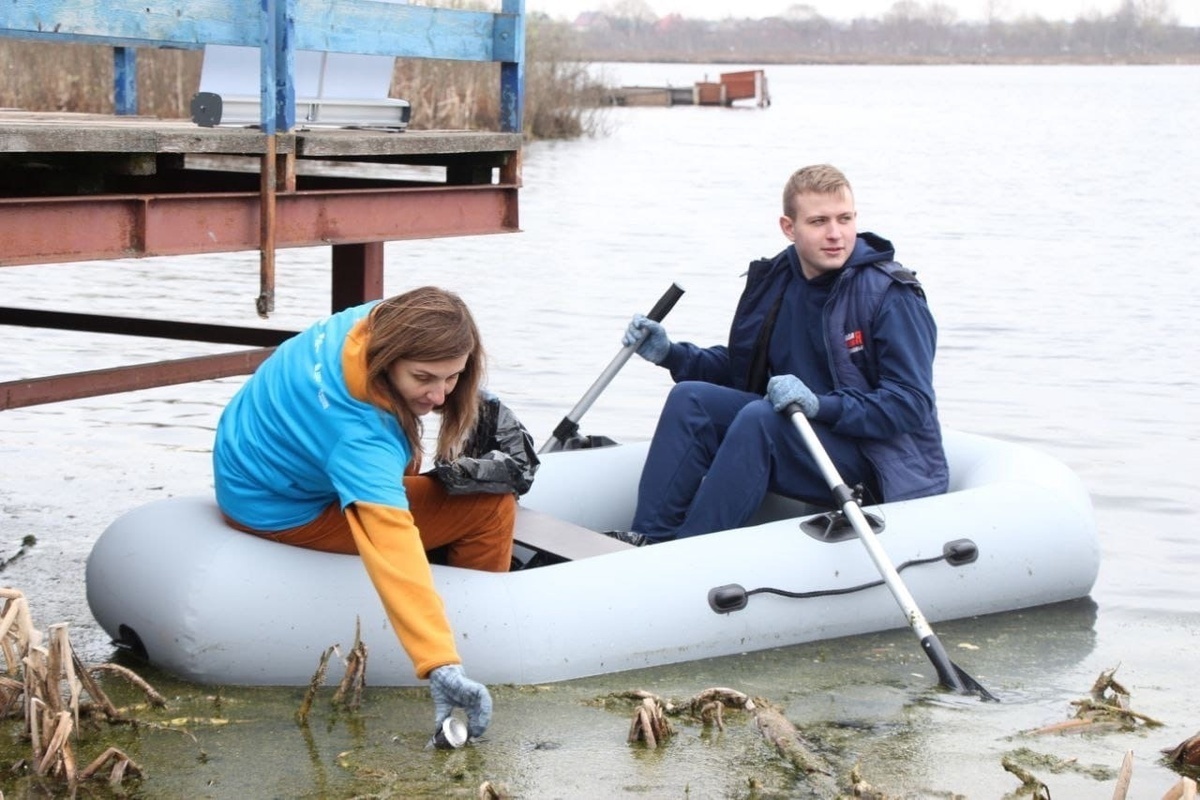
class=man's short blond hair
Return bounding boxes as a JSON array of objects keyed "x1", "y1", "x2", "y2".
[{"x1": 782, "y1": 164, "x2": 852, "y2": 219}]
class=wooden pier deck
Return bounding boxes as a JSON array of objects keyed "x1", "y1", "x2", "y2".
[{"x1": 0, "y1": 0, "x2": 527, "y2": 410}]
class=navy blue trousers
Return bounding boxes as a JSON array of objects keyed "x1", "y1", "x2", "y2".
[{"x1": 631, "y1": 381, "x2": 877, "y2": 540}]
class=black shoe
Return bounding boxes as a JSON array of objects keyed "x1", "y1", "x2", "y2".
[{"x1": 602, "y1": 529, "x2": 650, "y2": 547}]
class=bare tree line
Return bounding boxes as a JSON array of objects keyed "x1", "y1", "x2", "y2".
[{"x1": 548, "y1": 0, "x2": 1198, "y2": 63}]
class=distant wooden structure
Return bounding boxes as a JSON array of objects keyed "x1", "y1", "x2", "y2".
[
  {"x1": 0, "y1": 0, "x2": 526, "y2": 410},
  {"x1": 606, "y1": 69, "x2": 769, "y2": 108}
]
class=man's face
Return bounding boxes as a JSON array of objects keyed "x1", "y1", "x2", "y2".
[{"x1": 779, "y1": 188, "x2": 858, "y2": 280}]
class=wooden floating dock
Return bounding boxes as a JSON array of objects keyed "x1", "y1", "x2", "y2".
[
  {"x1": 605, "y1": 69, "x2": 770, "y2": 108},
  {"x1": 0, "y1": 0, "x2": 527, "y2": 410}
]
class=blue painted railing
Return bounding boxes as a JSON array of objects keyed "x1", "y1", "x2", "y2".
[{"x1": 0, "y1": 0, "x2": 525, "y2": 133}]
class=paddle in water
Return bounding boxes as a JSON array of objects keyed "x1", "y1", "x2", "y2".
[{"x1": 787, "y1": 405, "x2": 996, "y2": 701}]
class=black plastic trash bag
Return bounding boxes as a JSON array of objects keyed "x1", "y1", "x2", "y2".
[{"x1": 432, "y1": 394, "x2": 540, "y2": 496}]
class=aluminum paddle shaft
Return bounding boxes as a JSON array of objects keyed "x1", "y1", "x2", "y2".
[
  {"x1": 787, "y1": 406, "x2": 995, "y2": 700},
  {"x1": 540, "y1": 283, "x2": 685, "y2": 454}
]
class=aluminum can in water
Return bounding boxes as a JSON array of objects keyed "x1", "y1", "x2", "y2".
[{"x1": 431, "y1": 716, "x2": 468, "y2": 749}]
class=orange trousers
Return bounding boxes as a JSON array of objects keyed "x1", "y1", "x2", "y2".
[{"x1": 228, "y1": 475, "x2": 515, "y2": 572}]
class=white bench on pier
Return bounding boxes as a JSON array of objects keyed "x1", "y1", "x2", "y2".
[{"x1": 193, "y1": 44, "x2": 410, "y2": 130}]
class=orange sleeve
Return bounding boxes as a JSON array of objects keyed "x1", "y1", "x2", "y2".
[{"x1": 344, "y1": 501, "x2": 461, "y2": 679}]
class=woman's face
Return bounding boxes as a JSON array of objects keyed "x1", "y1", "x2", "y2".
[{"x1": 386, "y1": 355, "x2": 469, "y2": 417}]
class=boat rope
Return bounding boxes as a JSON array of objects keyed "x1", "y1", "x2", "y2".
[
  {"x1": 707, "y1": 540, "x2": 978, "y2": 614},
  {"x1": 741, "y1": 552, "x2": 946, "y2": 601}
]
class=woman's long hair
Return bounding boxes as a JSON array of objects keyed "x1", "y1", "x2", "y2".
[{"x1": 364, "y1": 286, "x2": 484, "y2": 466}]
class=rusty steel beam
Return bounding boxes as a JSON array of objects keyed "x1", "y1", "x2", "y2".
[
  {"x1": 257, "y1": 138, "x2": 281, "y2": 318},
  {"x1": 0, "y1": 185, "x2": 520, "y2": 267},
  {"x1": 0, "y1": 307, "x2": 297, "y2": 346},
  {"x1": 331, "y1": 242, "x2": 385, "y2": 312},
  {"x1": 0, "y1": 349, "x2": 275, "y2": 410}
]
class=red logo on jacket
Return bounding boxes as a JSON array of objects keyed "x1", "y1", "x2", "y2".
[{"x1": 844, "y1": 330, "x2": 864, "y2": 353}]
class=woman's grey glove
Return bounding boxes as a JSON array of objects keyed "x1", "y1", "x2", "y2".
[
  {"x1": 429, "y1": 664, "x2": 492, "y2": 739},
  {"x1": 766, "y1": 374, "x2": 818, "y2": 417},
  {"x1": 622, "y1": 313, "x2": 671, "y2": 364}
]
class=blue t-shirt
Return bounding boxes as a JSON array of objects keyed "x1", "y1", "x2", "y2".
[{"x1": 213, "y1": 302, "x2": 412, "y2": 530}]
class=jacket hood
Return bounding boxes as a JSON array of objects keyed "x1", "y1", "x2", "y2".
[{"x1": 845, "y1": 232, "x2": 895, "y2": 268}]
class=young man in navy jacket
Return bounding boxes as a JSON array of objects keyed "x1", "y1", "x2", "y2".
[{"x1": 619, "y1": 163, "x2": 948, "y2": 544}]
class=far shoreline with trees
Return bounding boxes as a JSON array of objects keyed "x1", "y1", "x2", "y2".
[
  {"x1": 542, "y1": 0, "x2": 1198, "y2": 65},
  {"x1": 1, "y1": 0, "x2": 1194, "y2": 142}
]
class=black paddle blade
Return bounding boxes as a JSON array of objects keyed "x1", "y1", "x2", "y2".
[
  {"x1": 948, "y1": 661, "x2": 998, "y2": 702},
  {"x1": 922, "y1": 635, "x2": 998, "y2": 701}
]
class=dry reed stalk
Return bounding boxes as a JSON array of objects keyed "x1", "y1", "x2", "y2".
[
  {"x1": 627, "y1": 695, "x2": 671, "y2": 749},
  {"x1": 297, "y1": 644, "x2": 336, "y2": 725},
  {"x1": 688, "y1": 686, "x2": 756, "y2": 713},
  {"x1": 0, "y1": 589, "x2": 147, "y2": 790},
  {"x1": 1111, "y1": 749, "x2": 1133, "y2": 799},
  {"x1": 1030, "y1": 666, "x2": 1163, "y2": 735},
  {"x1": 331, "y1": 618, "x2": 368, "y2": 710},
  {"x1": 619, "y1": 686, "x2": 837, "y2": 791},
  {"x1": 24, "y1": 647, "x2": 49, "y2": 744},
  {"x1": 1001, "y1": 755, "x2": 1051, "y2": 799},
  {"x1": 1163, "y1": 777, "x2": 1199, "y2": 800},
  {"x1": 847, "y1": 762, "x2": 895, "y2": 799},
  {"x1": 477, "y1": 779, "x2": 508, "y2": 799},
  {"x1": 44, "y1": 639, "x2": 64, "y2": 711},
  {"x1": 37, "y1": 709, "x2": 76, "y2": 780},
  {"x1": 73, "y1": 654, "x2": 123, "y2": 719},
  {"x1": 1069, "y1": 698, "x2": 1164, "y2": 728},
  {"x1": 79, "y1": 745, "x2": 143, "y2": 783},
  {"x1": 688, "y1": 687, "x2": 756, "y2": 731},
  {"x1": 48, "y1": 623, "x2": 83, "y2": 723},
  {"x1": 1029, "y1": 716, "x2": 1117, "y2": 735},
  {"x1": 752, "y1": 702, "x2": 834, "y2": 778},
  {"x1": 298, "y1": 619, "x2": 372, "y2": 723},
  {"x1": 0, "y1": 587, "x2": 40, "y2": 675},
  {"x1": 0, "y1": 674, "x2": 24, "y2": 717},
  {"x1": 87, "y1": 662, "x2": 167, "y2": 707}
]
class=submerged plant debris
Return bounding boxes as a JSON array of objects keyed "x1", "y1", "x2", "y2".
[
  {"x1": 606, "y1": 670, "x2": 1197, "y2": 800},
  {"x1": 1027, "y1": 665, "x2": 1163, "y2": 736},
  {"x1": 4, "y1": 589, "x2": 1199, "y2": 800},
  {"x1": 1005, "y1": 667, "x2": 1198, "y2": 798}
]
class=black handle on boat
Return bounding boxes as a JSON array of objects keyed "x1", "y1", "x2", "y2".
[
  {"x1": 785, "y1": 404, "x2": 997, "y2": 702},
  {"x1": 539, "y1": 283, "x2": 685, "y2": 454}
]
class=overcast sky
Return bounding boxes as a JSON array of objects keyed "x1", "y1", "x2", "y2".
[{"x1": 525, "y1": 0, "x2": 1199, "y2": 26}]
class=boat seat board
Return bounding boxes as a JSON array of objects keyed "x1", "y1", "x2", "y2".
[{"x1": 514, "y1": 506, "x2": 634, "y2": 559}]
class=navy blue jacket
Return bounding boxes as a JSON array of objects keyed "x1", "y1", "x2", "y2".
[{"x1": 660, "y1": 233, "x2": 948, "y2": 501}]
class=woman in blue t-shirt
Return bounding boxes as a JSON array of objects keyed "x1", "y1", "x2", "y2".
[{"x1": 213, "y1": 286, "x2": 509, "y2": 741}]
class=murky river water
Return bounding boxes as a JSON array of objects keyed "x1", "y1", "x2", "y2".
[{"x1": 1, "y1": 63, "x2": 1198, "y2": 797}]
